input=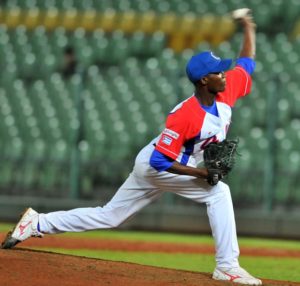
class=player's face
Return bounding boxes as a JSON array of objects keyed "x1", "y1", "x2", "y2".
[{"x1": 206, "y1": 71, "x2": 226, "y2": 93}]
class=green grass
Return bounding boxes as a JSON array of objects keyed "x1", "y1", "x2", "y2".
[
  {"x1": 63, "y1": 230, "x2": 300, "y2": 250},
  {"x1": 29, "y1": 247, "x2": 300, "y2": 282},
  {"x1": 1, "y1": 223, "x2": 300, "y2": 250},
  {"x1": 1, "y1": 223, "x2": 300, "y2": 282}
]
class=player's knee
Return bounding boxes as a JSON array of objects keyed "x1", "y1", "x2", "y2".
[
  {"x1": 108, "y1": 220, "x2": 121, "y2": 228},
  {"x1": 97, "y1": 205, "x2": 124, "y2": 228},
  {"x1": 221, "y1": 183, "x2": 234, "y2": 203},
  {"x1": 220, "y1": 182, "x2": 230, "y2": 193},
  {"x1": 103, "y1": 215, "x2": 123, "y2": 228},
  {"x1": 216, "y1": 182, "x2": 232, "y2": 198}
]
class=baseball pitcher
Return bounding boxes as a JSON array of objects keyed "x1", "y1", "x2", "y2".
[{"x1": 2, "y1": 9, "x2": 261, "y2": 286}]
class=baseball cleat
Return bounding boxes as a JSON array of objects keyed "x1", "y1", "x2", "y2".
[
  {"x1": 1, "y1": 208, "x2": 43, "y2": 249},
  {"x1": 213, "y1": 267, "x2": 262, "y2": 285}
]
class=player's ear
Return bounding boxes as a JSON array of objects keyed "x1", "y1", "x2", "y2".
[{"x1": 200, "y1": 76, "x2": 208, "y2": 85}]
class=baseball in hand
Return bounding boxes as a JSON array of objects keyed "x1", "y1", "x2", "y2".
[{"x1": 231, "y1": 8, "x2": 250, "y2": 19}]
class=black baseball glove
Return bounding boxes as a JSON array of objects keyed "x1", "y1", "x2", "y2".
[{"x1": 203, "y1": 139, "x2": 239, "y2": 186}]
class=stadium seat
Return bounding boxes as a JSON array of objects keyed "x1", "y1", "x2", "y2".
[
  {"x1": 62, "y1": 9, "x2": 80, "y2": 31},
  {"x1": 0, "y1": 3, "x2": 299, "y2": 207},
  {"x1": 23, "y1": 9, "x2": 42, "y2": 30},
  {"x1": 98, "y1": 9, "x2": 117, "y2": 33},
  {"x1": 42, "y1": 9, "x2": 60, "y2": 31},
  {"x1": 106, "y1": 30, "x2": 129, "y2": 64},
  {"x1": 117, "y1": 10, "x2": 138, "y2": 33},
  {"x1": 142, "y1": 31, "x2": 166, "y2": 57},
  {"x1": 157, "y1": 12, "x2": 178, "y2": 35},
  {"x1": 128, "y1": 31, "x2": 147, "y2": 57},
  {"x1": 4, "y1": 8, "x2": 22, "y2": 29},
  {"x1": 79, "y1": 10, "x2": 97, "y2": 31},
  {"x1": 73, "y1": 0, "x2": 94, "y2": 11},
  {"x1": 138, "y1": 11, "x2": 158, "y2": 34},
  {"x1": 190, "y1": 14, "x2": 215, "y2": 47},
  {"x1": 211, "y1": 16, "x2": 235, "y2": 46}
]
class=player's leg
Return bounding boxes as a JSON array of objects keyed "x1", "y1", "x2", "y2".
[
  {"x1": 39, "y1": 173, "x2": 161, "y2": 234},
  {"x1": 1, "y1": 172, "x2": 161, "y2": 248},
  {"x1": 147, "y1": 171, "x2": 261, "y2": 285},
  {"x1": 37, "y1": 146, "x2": 162, "y2": 234},
  {"x1": 180, "y1": 183, "x2": 240, "y2": 269},
  {"x1": 1, "y1": 145, "x2": 162, "y2": 248},
  {"x1": 147, "y1": 171, "x2": 239, "y2": 268}
]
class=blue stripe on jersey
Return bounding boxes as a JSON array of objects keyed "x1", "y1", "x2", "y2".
[
  {"x1": 149, "y1": 149, "x2": 174, "y2": 172},
  {"x1": 201, "y1": 100, "x2": 219, "y2": 117},
  {"x1": 150, "y1": 132, "x2": 202, "y2": 171},
  {"x1": 180, "y1": 133, "x2": 200, "y2": 165}
]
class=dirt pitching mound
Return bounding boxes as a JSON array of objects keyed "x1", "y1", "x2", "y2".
[{"x1": 1, "y1": 249, "x2": 299, "y2": 286}]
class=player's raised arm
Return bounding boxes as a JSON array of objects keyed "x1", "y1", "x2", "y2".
[{"x1": 236, "y1": 11, "x2": 256, "y2": 59}]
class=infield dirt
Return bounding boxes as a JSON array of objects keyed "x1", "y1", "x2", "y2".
[{"x1": 1, "y1": 233, "x2": 300, "y2": 286}]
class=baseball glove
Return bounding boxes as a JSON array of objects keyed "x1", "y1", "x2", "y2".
[{"x1": 203, "y1": 139, "x2": 239, "y2": 186}]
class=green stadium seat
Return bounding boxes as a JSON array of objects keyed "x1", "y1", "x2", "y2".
[
  {"x1": 37, "y1": 161, "x2": 67, "y2": 193},
  {"x1": 146, "y1": 31, "x2": 166, "y2": 56},
  {"x1": 0, "y1": 159, "x2": 16, "y2": 188},
  {"x1": 88, "y1": 29, "x2": 109, "y2": 63},
  {"x1": 231, "y1": 104, "x2": 254, "y2": 135},
  {"x1": 73, "y1": 0, "x2": 94, "y2": 11},
  {"x1": 127, "y1": 31, "x2": 146, "y2": 57},
  {"x1": 274, "y1": 136, "x2": 296, "y2": 204},
  {"x1": 277, "y1": 98, "x2": 290, "y2": 126},
  {"x1": 3, "y1": 135, "x2": 23, "y2": 160},
  {"x1": 107, "y1": 30, "x2": 130, "y2": 64},
  {"x1": 168, "y1": 0, "x2": 190, "y2": 14},
  {"x1": 0, "y1": 62, "x2": 17, "y2": 85},
  {"x1": 91, "y1": 0, "x2": 113, "y2": 11},
  {"x1": 35, "y1": 0, "x2": 54, "y2": 9},
  {"x1": 54, "y1": 0, "x2": 75, "y2": 10},
  {"x1": 214, "y1": 41, "x2": 236, "y2": 59},
  {"x1": 0, "y1": 5, "x2": 298, "y2": 206}
]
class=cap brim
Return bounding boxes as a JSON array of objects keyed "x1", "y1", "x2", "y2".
[{"x1": 210, "y1": 59, "x2": 232, "y2": 73}]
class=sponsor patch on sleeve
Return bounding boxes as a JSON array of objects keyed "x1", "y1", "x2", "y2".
[
  {"x1": 163, "y1": 128, "x2": 179, "y2": 139},
  {"x1": 162, "y1": 135, "x2": 173, "y2": 145}
]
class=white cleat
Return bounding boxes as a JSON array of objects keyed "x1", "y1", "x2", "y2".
[
  {"x1": 1, "y1": 208, "x2": 43, "y2": 249},
  {"x1": 213, "y1": 267, "x2": 262, "y2": 285}
]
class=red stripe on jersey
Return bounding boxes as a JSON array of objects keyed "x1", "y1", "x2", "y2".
[
  {"x1": 155, "y1": 66, "x2": 252, "y2": 160},
  {"x1": 217, "y1": 66, "x2": 252, "y2": 107},
  {"x1": 155, "y1": 96, "x2": 205, "y2": 160}
]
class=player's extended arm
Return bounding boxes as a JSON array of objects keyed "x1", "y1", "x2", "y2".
[
  {"x1": 167, "y1": 161, "x2": 208, "y2": 179},
  {"x1": 238, "y1": 14, "x2": 256, "y2": 59}
]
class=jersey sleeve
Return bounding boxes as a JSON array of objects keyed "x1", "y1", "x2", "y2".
[
  {"x1": 155, "y1": 112, "x2": 190, "y2": 160},
  {"x1": 221, "y1": 64, "x2": 253, "y2": 107},
  {"x1": 236, "y1": 57, "x2": 256, "y2": 75},
  {"x1": 149, "y1": 149, "x2": 174, "y2": 172}
]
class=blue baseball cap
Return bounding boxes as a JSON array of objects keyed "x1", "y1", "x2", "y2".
[{"x1": 186, "y1": 51, "x2": 232, "y2": 83}]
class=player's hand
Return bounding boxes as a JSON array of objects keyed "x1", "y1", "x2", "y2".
[
  {"x1": 239, "y1": 15, "x2": 256, "y2": 29},
  {"x1": 206, "y1": 169, "x2": 224, "y2": 186},
  {"x1": 198, "y1": 167, "x2": 209, "y2": 178},
  {"x1": 232, "y1": 8, "x2": 256, "y2": 28},
  {"x1": 234, "y1": 9, "x2": 256, "y2": 29}
]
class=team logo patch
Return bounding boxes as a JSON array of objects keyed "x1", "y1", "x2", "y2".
[
  {"x1": 163, "y1": 128, "x2": 179, "y2": 139},
  {"x1": 162, "y1": 135, "x2": 173, "y2": 145}
]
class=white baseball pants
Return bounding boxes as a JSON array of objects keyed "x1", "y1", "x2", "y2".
[{"x1": 39, "y1": 145, "x2": 240, "y2": 268}]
